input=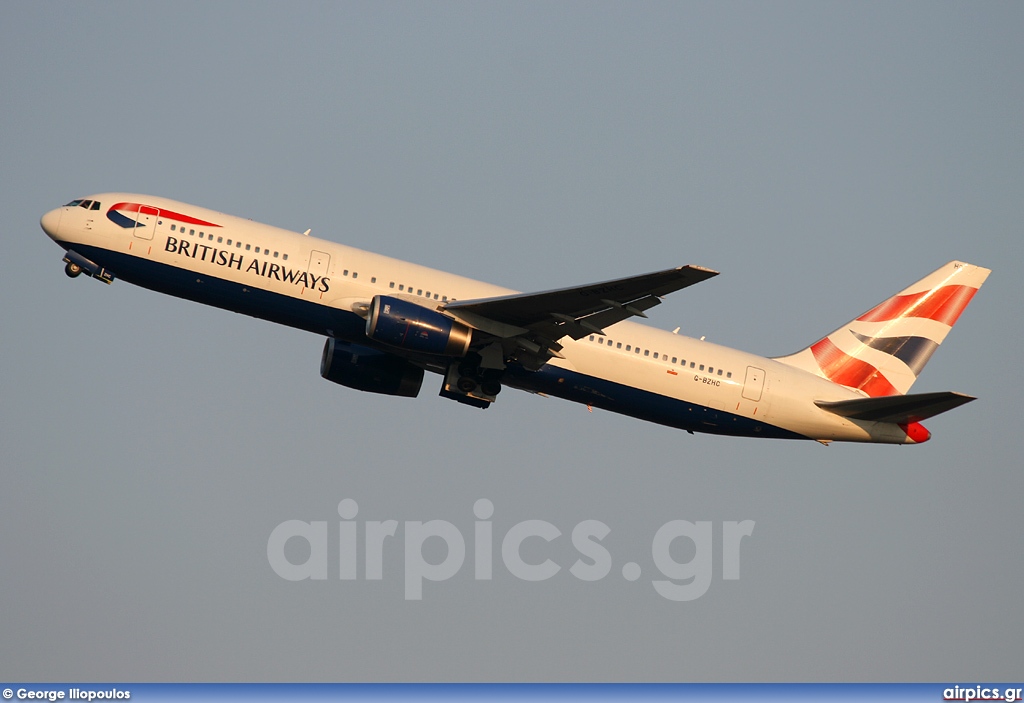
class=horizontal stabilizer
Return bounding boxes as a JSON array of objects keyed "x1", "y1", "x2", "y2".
[{"x1": 815, "y1": 391, "x2": 976, "y2": 424}]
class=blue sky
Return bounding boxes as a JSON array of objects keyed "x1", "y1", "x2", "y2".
[{"x1": 1, "y1": 1, "x2": 1021, "y2": 681}]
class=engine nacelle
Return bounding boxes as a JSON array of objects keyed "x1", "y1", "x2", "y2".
[
  {"x1": 366, "y1": 295, "x2": 472, "y2": 357},
  {"x1": 320, "y1": 338, "x2": 423, "y2": 397}
]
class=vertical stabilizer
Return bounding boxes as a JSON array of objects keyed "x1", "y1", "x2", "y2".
[{"x1": 773, "y1": 261, "x2": 990, "y2": 396}]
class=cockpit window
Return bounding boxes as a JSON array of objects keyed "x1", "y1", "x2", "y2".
[
  {"x1": 79, "y1": 200, "x2": 93, "y2": 209},
  {"x1": 90, "y1": 201, "x2": 101, "y2": 210},
  {"x1": 64, "y1": 199, "x2": 84, "y2": 207}
]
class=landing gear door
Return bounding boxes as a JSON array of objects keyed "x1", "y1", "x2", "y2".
[{"x1": 133, "y1": 205, "x2": 159, "y2": 240}]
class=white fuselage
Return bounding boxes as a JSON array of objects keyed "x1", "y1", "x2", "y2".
[{"x1": 41, "y1": 193, "x2": 924, "y2": 444}]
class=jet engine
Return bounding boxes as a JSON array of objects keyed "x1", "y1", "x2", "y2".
[
  {"x1": 320, "y1": 338, "x2": 423, "y2": 397},
  {"x1": 366, "y1": 295, "x2": 472, "y2": 356}
]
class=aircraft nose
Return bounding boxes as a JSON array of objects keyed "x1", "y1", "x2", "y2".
[{"x1": 40, "y1": 208, "x2": 62, "y2": 240}]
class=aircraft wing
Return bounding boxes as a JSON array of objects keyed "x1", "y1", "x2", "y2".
[
  {"x1": 442, "y1": 265, "x2": 718, "y2": 360},
  {"x1": 815, "y1": 391, "x2": 976, "y2": 424}
]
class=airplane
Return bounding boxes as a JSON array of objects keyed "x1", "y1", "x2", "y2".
[{"x1": 40, "y1": 194, "x2": 991, "y2": 445}]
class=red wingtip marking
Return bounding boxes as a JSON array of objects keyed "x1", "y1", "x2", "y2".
[{"x1": 900, "y1": 422, "x2": 931, "y2": 443}]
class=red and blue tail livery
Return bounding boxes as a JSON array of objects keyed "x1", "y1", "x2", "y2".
[
  {"x1": 41, "y1": 192, "x2": 991, "y2": 444},
  {"x1": 775, "y1": 261, "x2": 989, "y2": 399}
]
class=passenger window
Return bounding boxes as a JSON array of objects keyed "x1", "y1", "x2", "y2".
[
  {"x1": 283, "y1": 254, "x2": 288, "y2": 260},
  {"x1": 672, "y1": 357, "x2": 677, "y2": 364},
  {"x1": 171, "y1": 224, "x2": 177, "y2": 232},
  {"x1": 390, "y1": 282, "x2": 395, "y2": 289},
  {"x1": 344, "y1": 270, "x2": 349, "y2": 276},
  {"x1": 589, "y1": 335, "x2": 595, "y2": 341},
  {"x1": 654, "y1": 353, "x2": 659, "y2": 360},
  {"x1": 644, "y1": 350, "x2": 650, "y2": 357},
  {"x1": 399, "y1": 284, "x2": 404, "y2": 291},
  {"x1": 190, "y1": 229, "x2": 196, "y2": 236},
  {"x1": 217, "y1": 237, "x2": 223, "y2": 243},
  {"x1": 352, "y1": 272, "x2": 357, "y2": 279},
  {"x1": 434, "y1": 294, "x2": 439, "y2": 300},
  {"x1": 699, "y1": 365, "x2": 704, "y2": 371},
  {"x1": 442, "y1": 296, "x2": 447, "y2": 302},
  {"x1": 226, "y1": 239, "x2": 232, "y2": 245},
  {"x1": 371, "y1": 277, "x2": 376, "y2": 283},
  {"x1": 617, "y1": 343, "x2": 622, "y2": 349},
  {"x1": 690, "y1": 362, "x2": 695, "y2": 368},
  {"x1": 417, "y1": 289, "x2": 422, "y2": 295},
  {"x1": 635, "y1": 348, "x2": 640, "y2": 354},
  {"x1": 425, "y1": 291, "x2": 430, "y2": 297},
  {"x1": 236, "y1": 242, "x2": 242, "y2": 248},
  {"x1": 717, "y1": 369, "x2": 723, "y2": 376},
  {"x1": 245, "y1": 244, "x2": 251, "y2": 251},
  {"x1": 727, "y1": 372, "x2": 732, "y2": 379},
  {"x1": 709, "y1": 367, "x2": 714, "y2": 373}
]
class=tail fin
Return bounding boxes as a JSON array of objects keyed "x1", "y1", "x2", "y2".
[{"x1": 773, "y1": 261, "x2": 991, "y2": 396}]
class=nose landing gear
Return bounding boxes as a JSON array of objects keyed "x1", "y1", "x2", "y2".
[{"x1": 61, "y1": 250, "x2": 115, "y2": 284}]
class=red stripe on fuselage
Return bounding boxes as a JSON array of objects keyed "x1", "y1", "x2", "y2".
[
  {"x1": 811, "y1": 338, "x2": 899, "y2": 397},
  {"x1": 108, "y1": 202, "x2": 222, "y2": 228},
  {"x1": 857, "y1": 285, "x2": 977, "y2": 327}
]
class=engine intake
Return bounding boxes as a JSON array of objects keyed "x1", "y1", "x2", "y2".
[
  {"x1": 320, "y1": 338, "x2": 423, "y2": 397},
  {"x1": 366, "y1": 295, "x2": 472, "y2": 357}
]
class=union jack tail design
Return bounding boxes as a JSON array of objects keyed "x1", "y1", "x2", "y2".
[{"x1": 774, "y1": 261, "x2": 991, "y2": 397}]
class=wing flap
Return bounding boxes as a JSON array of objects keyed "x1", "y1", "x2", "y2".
[{"x1": 815, "y1": 391, "x2": 976, "y2": 424}]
